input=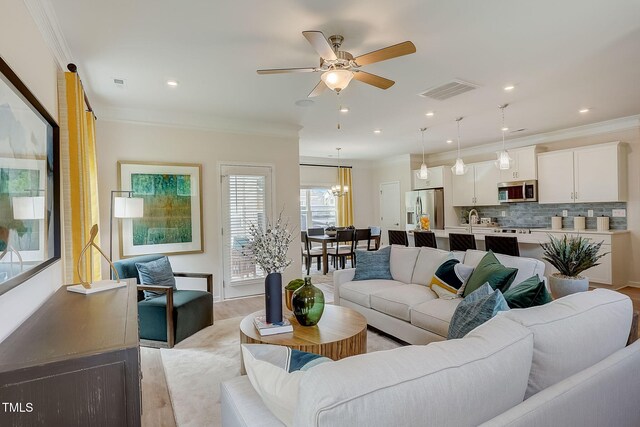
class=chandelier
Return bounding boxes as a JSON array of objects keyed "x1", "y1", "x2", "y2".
[{"x1": 331, "y1": 147, "x2": 349, "y2": 197}]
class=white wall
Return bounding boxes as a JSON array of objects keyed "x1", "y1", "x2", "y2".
[
  {"x1": 299, "y1": 157, "x2": 375, "y2": 228},
  {"x1": 0, "y1": 0, "x2": 62, "y2": 342},
  {"x1": 95, "y1": 120, "x2": 301, "y2": 301}
]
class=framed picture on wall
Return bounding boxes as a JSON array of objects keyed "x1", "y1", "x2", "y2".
[{"x1": 118, "y1": 161, "x2": 203, "y2": 257}]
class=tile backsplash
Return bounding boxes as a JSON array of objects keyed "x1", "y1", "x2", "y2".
[{"x1": 457, "y1": 202, "x2": 627, "y2": 230}]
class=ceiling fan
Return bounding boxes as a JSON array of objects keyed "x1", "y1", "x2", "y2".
[{"x1": 257, "y1": 31, "x2": 416, "y2": 97}]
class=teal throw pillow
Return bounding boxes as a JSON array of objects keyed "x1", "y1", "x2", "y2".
[
  {"x1": 448, "y1": 283, "x2": 510, "y2": 339},
  {"x1": 503, "y1": 275, "x2": 553, "y2": 309},
  {"x1": 462, "y1": 251, "x2": 518, "y2": 297},
  {"x1": 136, "y1": 256, "x2": 176, "y2": 299},
  {"x1": 429, "y1": 259, "x2": 474, "y2": 299},
  {"x1": 353, "y1": 246, "x2": 393, "y2": 281}
]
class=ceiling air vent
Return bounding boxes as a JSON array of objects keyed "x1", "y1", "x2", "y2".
[
  {"x1": 419, "y1": 79, "x2": 480, "y2": 101},
  {"x1": 113, "y1": 78, "x2": 126, "y2": 87},
  {"x1": 510, "y1": 128, "x2": 527, "y2": 134}
]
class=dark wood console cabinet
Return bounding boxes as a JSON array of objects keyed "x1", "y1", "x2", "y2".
[{"x1": 0, "y1": 282, "x2": 141, "y2": 426}]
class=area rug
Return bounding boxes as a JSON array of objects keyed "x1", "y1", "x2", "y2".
[{"x1": 160, "y1": 316, "x2": 401, "y2": 427}]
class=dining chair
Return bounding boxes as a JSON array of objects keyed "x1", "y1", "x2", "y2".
[
  {"x1": 448, "y1": 233, "x2": 477, "y2": 252},
  {"x1": 484, "y1": 235, "x2": 520, "y2": 257},
  {"x1": 414, "y1": 231, "x2": 437, "y2": 248},
  {"x1": 388, "y1": 230, "x2": 408, "y2": 246},
  {"x1": 307, "y1": 227, "x2": 324, "y2": 236},
  {"x1": 301, "y1": 231, "x2": 323, "y2": 275},
  {"x1": 355, "y1": 228, "x2": 372, "y2": 251},
  {"x1": 329, "y1": 230, "x2": 356, "y2": 269},
  {"x1": 369, "y1": 226, "x2": 381, "y2": 250}
]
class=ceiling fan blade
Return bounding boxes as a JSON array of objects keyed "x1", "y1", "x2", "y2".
[
  {"x1": 302, "y1": 31, "x2": 338, "y2": 61},
  {"x1": 352, "y1": 71, "x2": 395, "y2": 89},
  {"x1": 257, "y1": 67, "x2": 317, "y2": 74},
  {"x1": 307, "y1": 80, "x2": 328, "y2": 98},
  {"x1": 354, "y1": 41, "x2": 416, "y2": 66}
]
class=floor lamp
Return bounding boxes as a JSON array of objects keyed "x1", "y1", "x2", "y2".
[{"x1": 110, "y1": 191, "x2": 144, "y2": 278}]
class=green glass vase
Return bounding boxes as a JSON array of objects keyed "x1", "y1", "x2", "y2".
[{"x1": 292, "y1": 276, "x2": 325, "y2": 326}]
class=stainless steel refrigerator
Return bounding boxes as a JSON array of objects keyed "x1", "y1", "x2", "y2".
[{"x1": 405, "y1": 188, "x2": 445, "y2": 230}]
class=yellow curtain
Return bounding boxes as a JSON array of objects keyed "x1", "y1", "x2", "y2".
[
  {"x1": 337, "y1": 167, "x2": 354, "y2": 227},
  {"x1": 59, "y1": 72, "x2": 101, "y2": 283}
]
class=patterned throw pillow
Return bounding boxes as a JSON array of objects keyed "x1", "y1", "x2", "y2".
[
  {"x1": 462, "y1": 251, "x2": 518, "y2": 297},
  {"x1": 429, "y1": 259, "x2": 474, "y2": 299},
  {"x1": 353, "y1": 246, "x2": 393, "y2": 281},
  {"x1": 448, "y1": 283, "x2": 510, "y2": 339},
  {"x1": 242, "y1": 344, "x2": 332, "y2": 426},
  {"x1": 135, "y1": 256, "x2": 177, "y2": 299},
  {"x1": 503, "y1": 275, "x2": 553, "y2": 308}
]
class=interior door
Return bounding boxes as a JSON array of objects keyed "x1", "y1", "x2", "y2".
[
  {"x1": 379, "y1": 181, "x2": 401, "y2": 244},
  {"x1": 221, "y1": 165, "x2": 273, "y2": 299}
]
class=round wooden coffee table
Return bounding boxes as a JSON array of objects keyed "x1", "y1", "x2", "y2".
[{"x1": 240, "y1": 305, "x2": 367, "y2": 372}]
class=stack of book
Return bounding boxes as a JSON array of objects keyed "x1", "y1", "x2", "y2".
[{"x1": 253, "y1": 315, "x2": 293, "y2": 336}]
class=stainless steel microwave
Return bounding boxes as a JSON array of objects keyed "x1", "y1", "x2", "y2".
[{"x1": 497, "y1": 180, "x2": 537, "y2": 203}]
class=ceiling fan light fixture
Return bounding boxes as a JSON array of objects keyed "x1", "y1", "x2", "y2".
[{"x1": 321, "y1": 69, "x2": 354, "y2": 92}]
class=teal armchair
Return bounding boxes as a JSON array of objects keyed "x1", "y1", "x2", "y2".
[{"x1": 114, "y1": 255, "x2": 213, "y2": 348}]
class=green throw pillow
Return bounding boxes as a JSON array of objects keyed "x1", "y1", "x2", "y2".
[
  {"x1": 462, "y1": 251, "x2": 518, "y2": 297},
  {"x1": 503, "y1": 275, "x2": 553, "y2": 308}
]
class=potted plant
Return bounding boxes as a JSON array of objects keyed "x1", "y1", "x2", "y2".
[
  {"x1": 541, "y1": 234, "x2": 608, "y2": 299},
  {"x1": 247, "y1": 211, "x2": 295, "y2": 323}
]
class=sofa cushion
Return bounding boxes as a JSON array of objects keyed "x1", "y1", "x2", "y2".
[
  {"x1": 410, "y1": 247, "x2": 454, "y2": 286},
  {"x1": 503, "y1": 275, "x2": 552, "y2": 309},
  {"x1": 410, "y1": 298, "x2": 462, "y2": 337},
  {"x1": 370, "y1": 284, "x2": 438, "y2": 321},
  {"x1": 294, "y1": 315, "x2": 534, "y2": 427},
  {"x1": 242, "y1": 344, "x2": 331, "y2": 426},
  {"x1": 429, "y1": 259, "x2": 475, "y2": 299},
  {"x1": 390, "y1": 245, "x2": 421, "y2": 284},
  {"x1": 339, "y1": 279, "x2": 405, "y2": 308},
  {"x1": 463, "y1": 251, "x2": 517, "y2": 297},
  {"x1": 502, "y1": 288, "x2": 633, "y2": 399},
  {"x1": 352, "y1": 246, "x2": 393, "y2": 281},
  {"x1": 448, "y1": 283, "x2": 510, "y2": 339},
  {"x1": 463, "y1": 249, "x2": 545, "y2": 287}
]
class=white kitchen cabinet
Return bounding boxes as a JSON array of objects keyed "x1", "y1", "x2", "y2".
[
  {"x1": 538, "y1": 142, "x2": 626, "y2": 204},
  {"x1": 499, "y1": 145, "x2": 539, "y2": 182},
  {"x1": 413, "y1": 165, "x2": 445, "y2": 189},
  {"x1": 451, "y1": 161, "x2": 499, "y2": 206}
]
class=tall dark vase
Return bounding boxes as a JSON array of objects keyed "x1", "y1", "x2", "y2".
[{"x1": 265, "y1": 272, "x2": 283, "y2": 324}]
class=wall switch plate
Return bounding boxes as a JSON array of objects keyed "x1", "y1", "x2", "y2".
[
  {"x1": 612, "y1": 209, "x2": 627, "y2": 218},
  {"x1": 587, "y1": 209, "x2": 594, "y2": 217},
  {"x1": 562, "y1": 210, "x2": 568, "y2": 217},
  {"x1": 501, "y1": 211, "x2": 506, "y2": 217}
]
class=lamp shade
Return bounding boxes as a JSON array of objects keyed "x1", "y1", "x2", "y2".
[
  {"x1": 496, "y1": 150, "x2": 512, "y2": 170},
  {"x1": 114, "y1": 197, "x2": 144, "y2": 218},
  {"x1": 416, "y1": 163, "x2": 430, "y2": 180},
  {"x1": 321, "y1": 70, "x2": 354, "y2": 92},
  {"x1": 451, "y1": 158, "x2": 468, "y2": 176},
  {"x1": 12, "y1": 196, "x2": 45, "y2": 220}
]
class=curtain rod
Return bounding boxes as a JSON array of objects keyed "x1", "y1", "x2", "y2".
[
  {"x1": 67, "y1": 63, "x2": 96, "y2": 119},
  {"x1": 299, "y1": 163, "x2": 352, "y2": 169}
]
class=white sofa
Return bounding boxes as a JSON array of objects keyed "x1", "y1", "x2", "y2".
[
  {"x1": 335, "y1": 246, "x2": 547, "y2": 344},
  {"x1": 221, "y1": 289, "x2": 638, "y2": 426}
]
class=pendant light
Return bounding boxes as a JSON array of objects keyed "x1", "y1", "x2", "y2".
[
  {"x1": 451, "y1": 117, "x2": 468, "y2": 175},
  {"x1": 495, "y1": 104, "x2": 512, "y2": 170},
  {"x1": 416, "y1": 127, "x2": 429, "y2": 180},
  {"x1": 331, "y1": 148, "x2": 349, "y2": 197}
]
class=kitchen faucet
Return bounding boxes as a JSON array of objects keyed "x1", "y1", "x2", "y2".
[{"x1": 468, "y1": 208, "x2": 479, "y2": 234}]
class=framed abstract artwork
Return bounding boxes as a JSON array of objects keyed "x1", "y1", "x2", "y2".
[
  {"x1": 118, "y1": 161, "x2": 203, "y2": 257},
  {"x1": 0, "y1": 57, "x2": 60, "y2": 296}
]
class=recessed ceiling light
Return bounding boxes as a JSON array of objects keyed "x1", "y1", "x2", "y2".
[
  {"x1": 425, "y1": 111, "x2": 435, "y2": 117},
  {"x1": 373, "y1": 129, "x2": 382, "y2": 134},
  {"x1": 295, "y1": 99, "x2": 315, "y2": 107},
  {"x1": 446, "y1": 139, "x2": 453, "y2": 144},
  {"x1": 501, "y1": 127, "x2": 509, "y2": 131},
  {"x1": 340, "y1": 106, "x2": 349, "y2": 113},
  {"x1": 166, "y1": 80, "x2": 179, "y2": 87},
  {"x1": 503, "y1": 85, "x2": 515, "y2": 91},
  {"x1": 579, "y1": 108, "x2": 590, "y2": 113}
]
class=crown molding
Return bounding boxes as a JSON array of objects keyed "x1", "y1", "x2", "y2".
[
  {"x1": 23, "y1": 0, "x2": 73, "y2": 70},
  {"x1": 97, "y1": 105, "x2": 302, "y2": 139},
  {"x1": 426, "y1": 115, "x2": 640, "y2": 163}
]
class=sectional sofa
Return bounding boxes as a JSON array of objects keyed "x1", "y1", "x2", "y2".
[
  {"x1": 221, "y1": 289, "x2": 639, "y2": 426},
  {"x1": 334, "y1": 245, "x2": 546, "y2": 344}
]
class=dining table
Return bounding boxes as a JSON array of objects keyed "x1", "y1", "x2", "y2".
[{"x1": 307, "y1": 234, "x2": 381, "y2": 275}]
